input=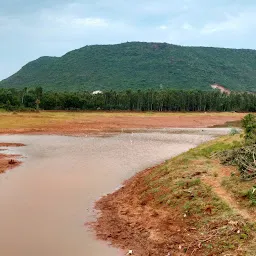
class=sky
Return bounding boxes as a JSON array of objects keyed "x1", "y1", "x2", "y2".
[{"x1": 1, "y1": 0, "x2": 256, "y2": 80}]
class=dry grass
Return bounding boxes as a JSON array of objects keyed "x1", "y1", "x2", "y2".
[{"x1": 0, "y1": 111, "x2": 245, "y2": 131}]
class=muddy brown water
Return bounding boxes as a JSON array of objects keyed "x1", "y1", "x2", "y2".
[{"x1": 0, "y1": 129, "x2": 230, "y2": 256}]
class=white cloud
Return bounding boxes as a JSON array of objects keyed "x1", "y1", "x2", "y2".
[
  {"x1": 159, "y1": 25, "x2": 168, "y2": 30},
  {"x1": 41, "y1": 10, "x2": 109, "y2": 28},
  {"x1": 200, "y1": 11, "x2": 256, "y2": 34},
  {"x1": 142, "y1": 2, "x2": 178, "y2": 15},
  {"x1": 182, "y1": 22, "x2": 193, "y2": 30},
  {"x1": 201, "y1": 18, "x2": 238, "y2": 34},
  {"x1": 71, "y1": 17, "x2": 108, "y2": 27}
]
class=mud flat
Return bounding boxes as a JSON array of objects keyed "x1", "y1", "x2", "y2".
[{"x1": 0, "y1": 129, "x2": 230, "y2": 256}]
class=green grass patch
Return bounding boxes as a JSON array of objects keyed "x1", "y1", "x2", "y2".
[
  {"x1": 189, "y1": 134, "x2": 243, "y2": 158},
  {"x1": 140, "y1": 134, "x2": 255, "y2": 255},
  {"x1": 222, "y1": 175, "x2": 256, "y2": 208}
]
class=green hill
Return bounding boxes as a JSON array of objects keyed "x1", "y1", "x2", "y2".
[{"x1": 1, "y1": 42, "x2": 256, "y2": 91}]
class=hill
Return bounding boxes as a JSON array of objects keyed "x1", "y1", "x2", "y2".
[{"x1": 1, "y1": 42, "x2": 256, "y2": 91}]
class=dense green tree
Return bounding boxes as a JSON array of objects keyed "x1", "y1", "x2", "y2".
[
  {"x1": 0, "y1": 87, "x2": 256, "y2": 112},
  {"x1": 1, "y1": 42, "x2": 256, "y2": 92}
]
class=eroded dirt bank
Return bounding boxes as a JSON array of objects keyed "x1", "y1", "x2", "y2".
[
  {"x1": 92, "y1": 135, "x2": 256, "y2": 256},
  {"x1": 0, "y1": 143, "x2": 24, "y2": 174},
  {"x1": 92, "y1": 165, "x2": 193, "y2": 256}
]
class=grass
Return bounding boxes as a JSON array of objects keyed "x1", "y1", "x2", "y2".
[
  {"x1": 0, "y1": 111, "x2": 128, "y2": 129},
  {"x1": 189, "y1": 134, "x2": 243, "y2": 158},
  {"x1": 222, "y1": 175, "x2": 256, "y2": 208},
  {"x1": 141, "y1": 134, "x2": 256, "y2": 255},
  {"x1": 0, "y1": 111, "x2": 244, "y2": 130}
]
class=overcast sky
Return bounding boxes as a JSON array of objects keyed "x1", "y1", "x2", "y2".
[{"x1": 1, "y1": 0, "x2": 256, "y2": 80}]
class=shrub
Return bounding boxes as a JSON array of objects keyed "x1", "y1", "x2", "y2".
[
  {"x1": 241, "y1": 114, "x2": 256, "y2": 144},
  {"x1": 229, "y1": 127, "x2": 240, "y2": 136},
  {"x1": 246, "y1": 186, "x2": 256, "y2": 206}
]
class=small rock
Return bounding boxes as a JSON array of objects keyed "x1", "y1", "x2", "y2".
[
  {"x1": 8, "y1": 159, "x2": 16, "y2": 165},
  {"x1": 127, "y1": 249, "x2": 133, "y2": 255}
]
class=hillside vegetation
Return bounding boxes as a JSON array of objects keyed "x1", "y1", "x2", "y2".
[{"x1": 1, "y1": 42, "x2": 256, "y2": 91}]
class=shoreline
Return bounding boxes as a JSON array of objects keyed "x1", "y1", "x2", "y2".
[
  {"x1": 0, "y1": 128, "x2": 254, "y2": 255},
  {"x1": 0, "y1": 131, "x2": 213, "y2": 256},
  {"x1": 90, "y1": 135, "x2": 256, "y2": 256},
  {"x1": 91, "y1": 159, "x2": 201, "y2": 255},
  {"x1": 0, "y1": 127, "x2": 237, "y2": 140}
]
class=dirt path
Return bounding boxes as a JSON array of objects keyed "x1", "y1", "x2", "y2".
[{"x1": 202, "y1": 162, "x2": 255, "y2": 221}]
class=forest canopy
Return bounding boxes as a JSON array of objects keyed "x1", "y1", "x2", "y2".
[{"x1": 0, "y1": 87, "x2": 256, "y2": 112}]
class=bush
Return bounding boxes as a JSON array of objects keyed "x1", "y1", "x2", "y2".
[
  {"x1": 241, "y1": 114, "x2": 256, "y2": 144},
  {"x1": 229, "y1": 127, "x2": 240, "y2": 136},
  {"x1": 246, "y1": 186, "x2": 256, "y2": 206},
  {"x1": 219, "y1": 145, "x2": 256, "y2": 180}
]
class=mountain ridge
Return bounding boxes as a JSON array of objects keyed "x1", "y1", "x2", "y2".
[{"x1": 1, "y1": 42, "x2": 256, "y2": 92}]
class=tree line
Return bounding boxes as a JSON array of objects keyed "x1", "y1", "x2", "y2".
[{"x1": 0, "y1": 87, "x2": 256, "y2": 112}]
